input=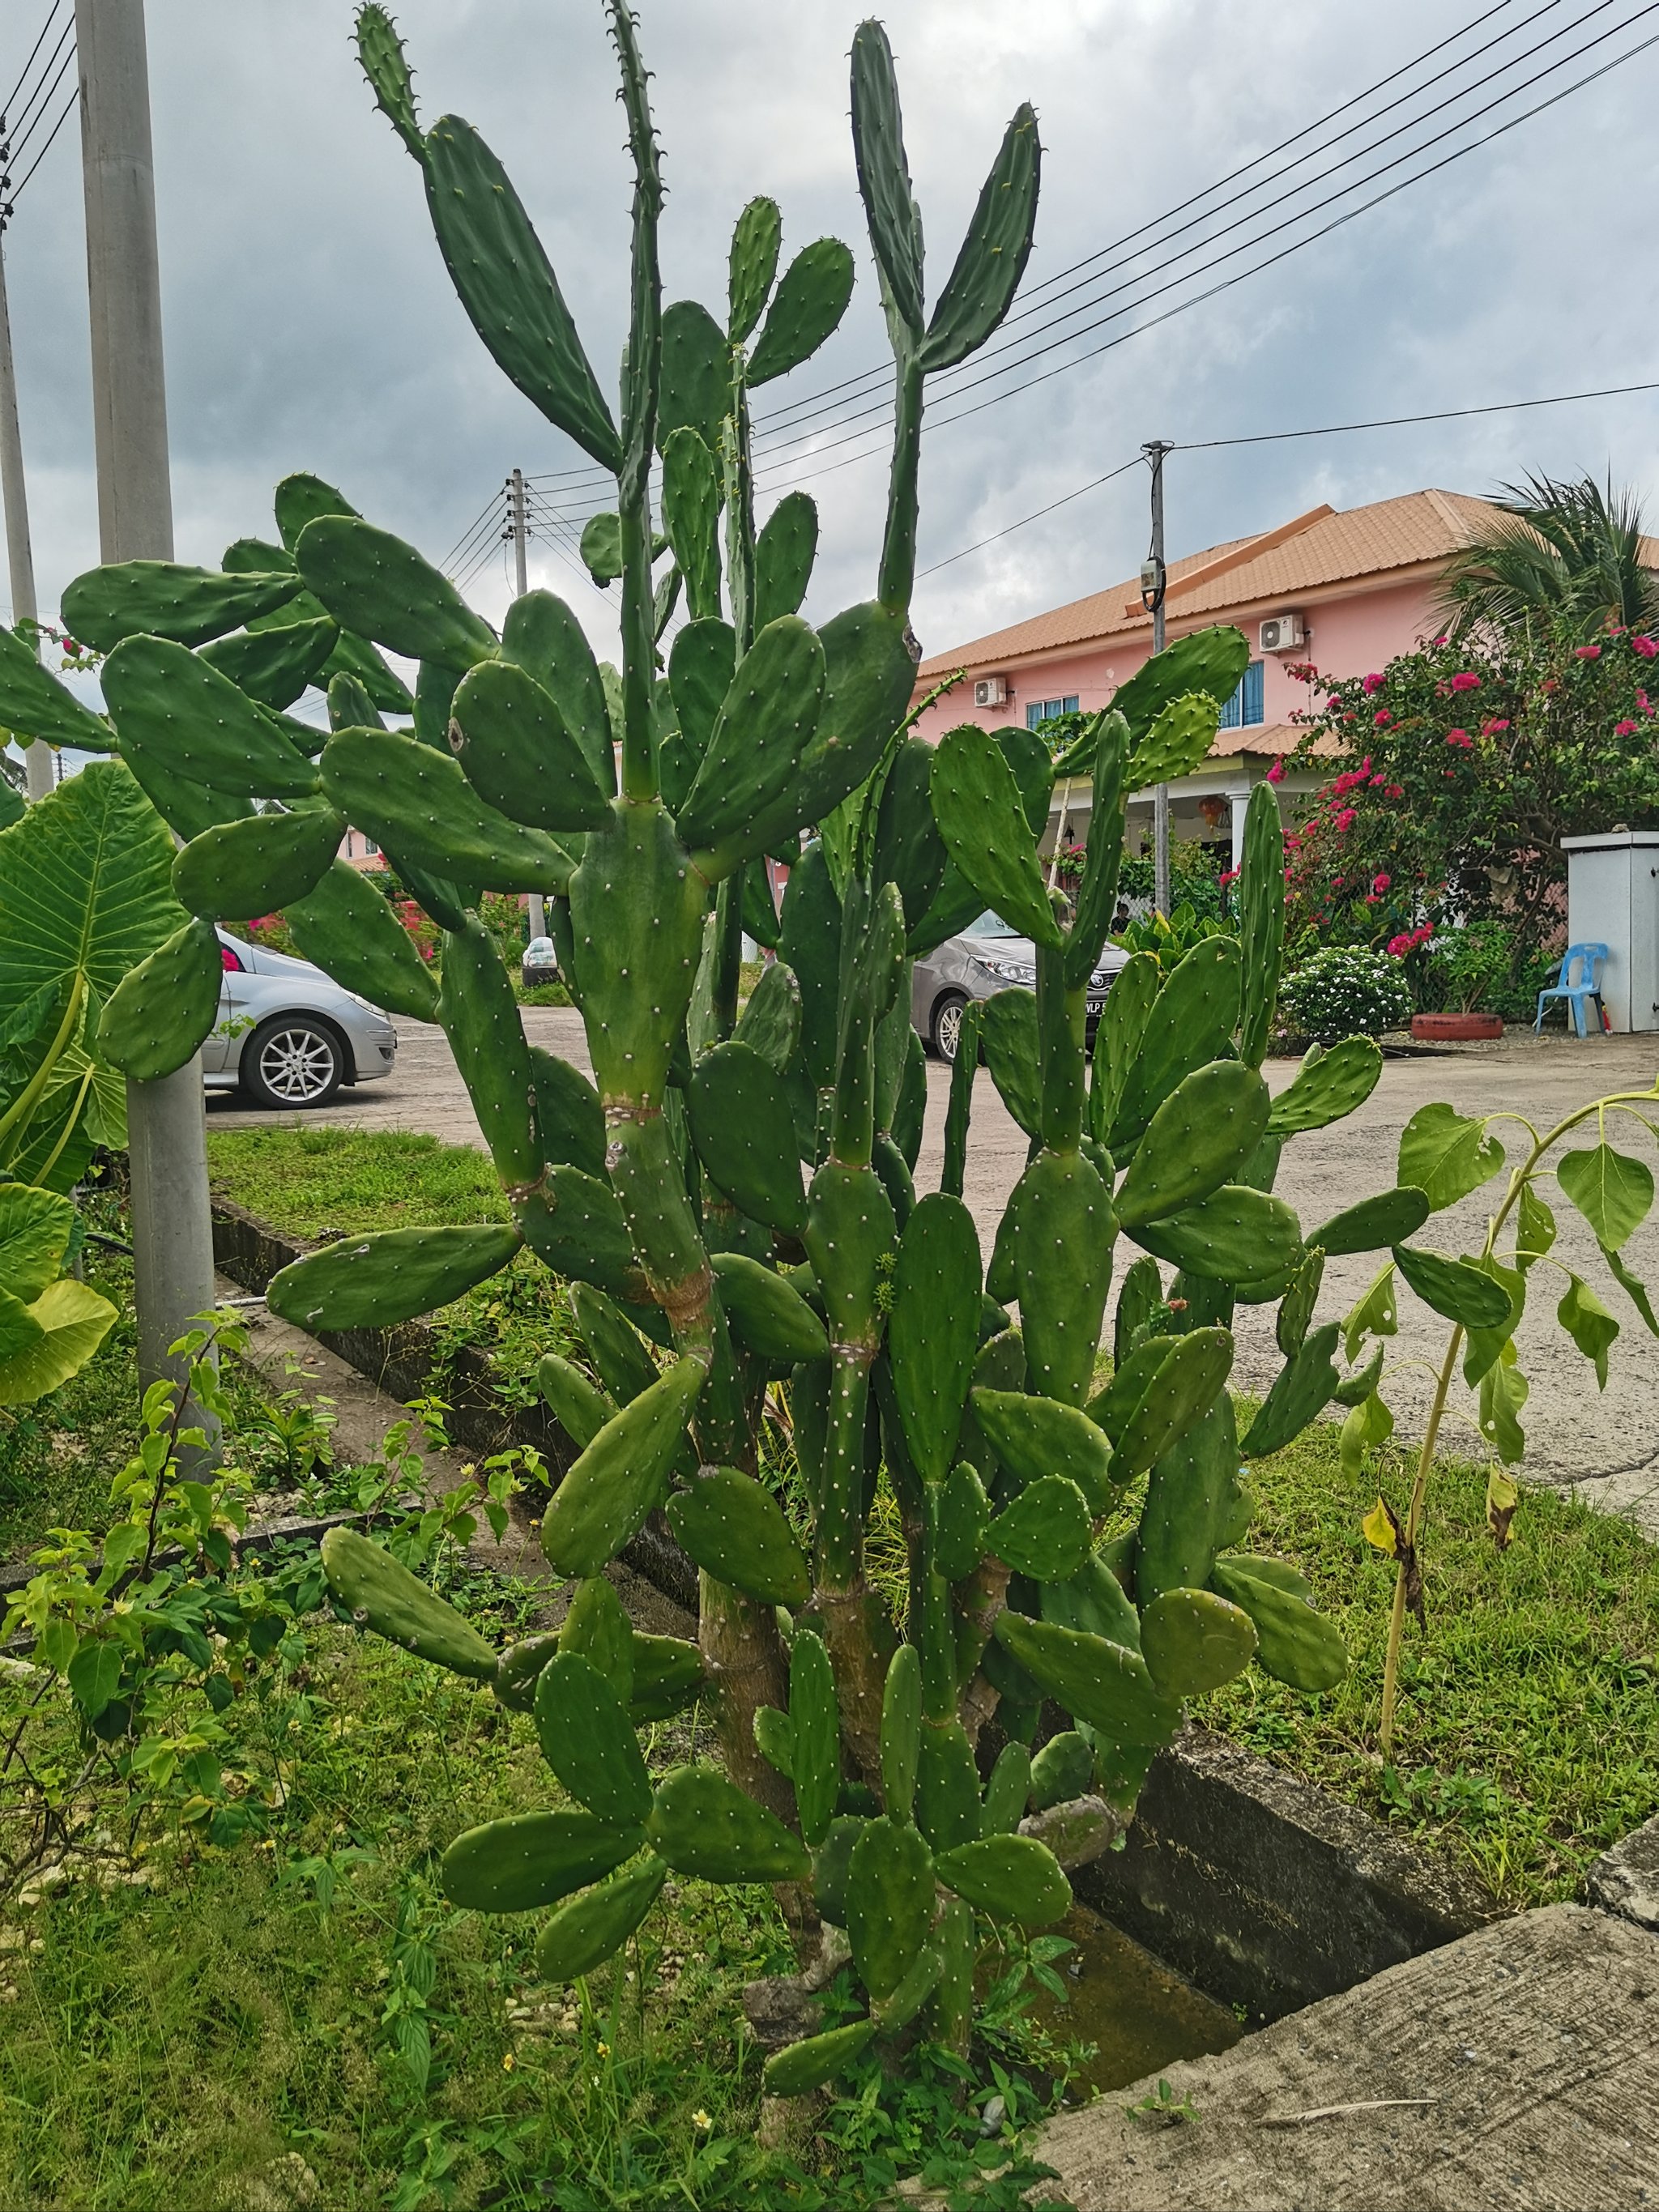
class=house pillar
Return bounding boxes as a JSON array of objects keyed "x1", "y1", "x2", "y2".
[{"x1": 1228, "y1": 787, "x2": 1252, "y2": 871}]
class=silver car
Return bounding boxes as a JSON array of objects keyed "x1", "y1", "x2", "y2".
[
  {"x1": 911, "y1": 910, "x2": 1128, "y2": 1063},
  {"x1": 205, "y1": 931, "x2": 399, "y2": 1110}
]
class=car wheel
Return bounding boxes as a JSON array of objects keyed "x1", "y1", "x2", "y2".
[
  {"x1": 240, "y1": 1015, "x2": 344, "y2": 1110},
  {"x1": 930, "y1": 991, "x2": 969, "y2": 1064}
]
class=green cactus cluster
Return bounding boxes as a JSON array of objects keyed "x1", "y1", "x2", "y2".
[{"x1": 0, "y1": 3, "x2": 1454, "y2": 2086}]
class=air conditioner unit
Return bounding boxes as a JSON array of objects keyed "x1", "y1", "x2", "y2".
[
  {"x1": 973, "y1": 675, "x2": 1009, "y2": 708},
  {"x1": 1258, "y1": 612, "x2": 1305, "y2": 654}
]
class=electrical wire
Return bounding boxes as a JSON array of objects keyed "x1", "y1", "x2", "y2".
[
  {"x1": 745, "y1": 8, "x2": 1659, "y2": 499},
  {"x1": 8, "y1": 88, "x2": 75, "y2": 207},
  {"x1": 0, "y1": 0, "x2": 67, "y2": 127},
  {"x1": 1, "y1": 3, "x2": 70, "y2": 139},
  {"x1": 523, "y1": 0, "x2": 1653, "y2": 506},
  {"x1": 913, "y1": 375, "x2": 1659, "y2": 582},
  {"x1": 915, "y1": 457, "x2": 1144, "y2": 580},
  {"x1": 752, "y1": 0, "x2": 1558, "y2": 438},
  {"x1": 6, "y1": 30, "x2": 74, "y2": 160},
  {"x1": 750, "y1": 0, "x2": 1634, "y2": 462}
]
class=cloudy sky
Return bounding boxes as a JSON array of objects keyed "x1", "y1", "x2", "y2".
[{"x1": 2, "y1": 0, "x2": 1657, "y2": 687}]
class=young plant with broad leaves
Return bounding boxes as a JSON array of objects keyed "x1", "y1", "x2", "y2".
[
  {"x1": 1341, "y1": 1088, "x2": 1659, "y2": 1752},
  {"x1": 0, "y1": 3, "x2": 1488, "y2": 2090}
]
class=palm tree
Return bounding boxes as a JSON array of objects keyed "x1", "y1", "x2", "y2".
[{"x1": 1436, "y1": 471, "x2": 1659, "y2": 643}]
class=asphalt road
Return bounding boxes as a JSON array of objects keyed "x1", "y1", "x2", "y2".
[{"x1": 209, "y1": 1015, "x2": 1659, "y2": 1509}]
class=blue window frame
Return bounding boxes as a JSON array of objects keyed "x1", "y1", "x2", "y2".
[
  {"x1": 1026, "y1": 694, "x2": 1079, "y2": 730},
  {"x1": 1217, "y1": 660, "x2": 1265, "y2": 730}
]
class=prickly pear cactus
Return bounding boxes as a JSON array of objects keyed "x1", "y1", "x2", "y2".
[{"x1": 0, "y1": 5, "x2": 1438, "y2": 2088}]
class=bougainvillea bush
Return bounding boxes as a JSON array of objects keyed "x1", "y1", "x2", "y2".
[{"x1": 1282, "y1": 625, "x2": 1659, "y2": 985}]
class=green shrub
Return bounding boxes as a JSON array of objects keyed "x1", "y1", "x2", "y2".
[{"x1": 1281, "y1": 944, "x2": 1411, "y2": 1042}]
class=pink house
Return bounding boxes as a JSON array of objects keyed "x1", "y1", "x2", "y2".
[{"x1": 912, "y1": 487, "x2": 1507, "y2": 867}]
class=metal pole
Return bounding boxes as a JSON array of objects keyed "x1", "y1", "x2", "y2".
[
  {"x1": 76, "y1": 0, "x2": 218, "y2": 1434},
  {"x1": 0, "y1": 223, "x2": 53, "y2": 801},
  {"x1": 1143, "y1": 439, "x2": 1172, "y2": 916},
  {"x1": 509, "y1": 468, "x2": 547, "y2": 943}
]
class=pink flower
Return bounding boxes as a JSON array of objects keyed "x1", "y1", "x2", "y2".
[
  {"x1": 1333, "y1": 808, "x2": 1356, "y2": 832},
  {"x1": 1615, "y1": 719, "x2": 1640, "y2": 736},
  {"x1": 1333, "y1": 876, "x2": 1346, "y2": 889},
  {"x1": 1632, "y1": 636, "x2": 1657, "y2": 658},
  {"x1": 1372, "y1": 872, "x2": 1391, "y2": 893},
  {"x1": 1575, "y1": 644, "x2": 1601, "y2": 659},
  {"x1": 1449, "y1": 671, "x2": 1481, "y2": 692},
  {"x1": 1265, "y1": 758, "x2": 1284, "y2": 783},
  {"x1": 1415, "y1": 924, "x2": 1435, "y2": 943},
  {"x1": 1218, "y1": 867, "x2": 1240, "y2": 887},
  {"x1": 1386, "y1": 782, "x2": 1404, "y2": 799},
  {"x1": 1373, "y1": 710, "x2": 1392, "y2": 727},
  {"x1": 1640, "y1": 691, "x2": 1653, "y2": 717},
  {"x1": 1481, "y1": 718, "x2": 1510, "y2": 735},
  {"x1": 1387, "y1": 932, "x2": 1414, "y2": 957},
  {"x1": 1362, "y1": 673, "x2": 1384, "y2": 694},
  {"x1": 1327, "y1": 696, "x2": 1344, "y2": 713},
  {"x1": 1431, "y1": 634, "x2": 1448, "y2": 647},
  {"x1": 1445, "y1": 728, "x2": 1472, "y2": 748}
]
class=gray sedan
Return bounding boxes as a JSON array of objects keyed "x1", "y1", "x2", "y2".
[
  {"x1": 911, "y1": 910, "x2": 1128, "y2": 1063},
  {"x1": 205, "y1": 931, "x2": 399, "y2": 1109}
]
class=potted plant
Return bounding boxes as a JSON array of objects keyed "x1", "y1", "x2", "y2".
[{"x1": 1412, "y1": 918, "x2": 1510, "y2": 1042}]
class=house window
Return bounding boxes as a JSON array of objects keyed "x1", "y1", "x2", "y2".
[
  {"x1": 1217, "y1": 661, "x2": 1265, "y2": 730},
  {"x1": 1026, "y1": 695, "x2": 1079, "y2": 730},
  {"x1": 365, "y1": 839, "x2": 380, "y2": 858}
]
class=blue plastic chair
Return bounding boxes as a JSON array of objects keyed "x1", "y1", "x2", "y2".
[{"x1": 1534, "y1": 942, "x2": 1609, "y2": 1037}]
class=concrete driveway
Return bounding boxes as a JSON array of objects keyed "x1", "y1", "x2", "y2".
[{"x1": 209, "y1": 1016, "x2": 1659, "y2": 1507}]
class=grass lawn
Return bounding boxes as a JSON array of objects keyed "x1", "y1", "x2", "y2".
[
  {"x1": 0, "y1": 1612, "x2": 808, "y2": 2212},
  {"x1": 1196, "y1": 1415, "x2": 1659, "y2": 1907}
]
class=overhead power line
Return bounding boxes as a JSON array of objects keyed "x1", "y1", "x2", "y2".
[
  {"x1": 750, "y1": 0, "x2": 1642, "y2": 470},
  {"x1": 915, "y1": 375, "x2": 1659, "y2": 581},
  {"x1": 744, "y1": 4, "x2": 1659, "y2": 501},
  {"x1": 523, "y1": 0, "x2": 1649, "y2": 506},
  {"x1": 1, "y1": 0, "x2": 70, "y2": 132}
]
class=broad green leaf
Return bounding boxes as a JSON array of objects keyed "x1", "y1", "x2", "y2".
[
  {"x1": 1556, "y1": 1272, "x2": 1618, "y2": 1389},
  {"x1": 0, "y1": 1184, "x2": 75, "y2": 1302},
  {"x1": 0, "y1": 758, "x2": 184, "y2": 1012},
  {"x1": 1602, "y1": 1242, "x2": 1659, "y2": 1336},
  {"x1": 1397, "y1": 1102, "x2": 1503, "y2": 1213},
  {"x1": 0, "y1": 1285, "x2": 44, "y2": 1365},
  {"x1": 1339, "y1": 1390, "x2": 1393, "y2": 1479},
  {"x1": 66, "y1": 1637, "x2": 124, "y2": 1720},
  {"x1": 1477, "y1": 1344, "x2": 1528, "y2": 1465},
  {"x1": 0, "y1": 1276, "x2": 117, "y2": 1405},
  {"x1": 1515, "y1": 1183, "x2": 1556, "y2": 1272},
  {"x1": 1461, "y1": 1255, "x2": 1525, "y2": 1387},
  {"x1": 1342, "y1": 1262, "x2": 1397, "y2": 1365},
  {"x1": 1555, "y1": 1144, "x2": 1653, "y2": 1252}
]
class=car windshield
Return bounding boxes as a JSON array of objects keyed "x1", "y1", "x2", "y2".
[{"x1": 962, "y1": 911, "x2": 1019, "y2": 939}]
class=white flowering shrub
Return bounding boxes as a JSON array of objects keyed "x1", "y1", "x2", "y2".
[{"x1": 1281, "y1": 945, "x2": 1411, "y2": 1043}]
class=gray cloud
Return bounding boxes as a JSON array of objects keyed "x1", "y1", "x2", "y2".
[{"x1": 2, "y1": 0, "x2": 1656, "y2": 686}]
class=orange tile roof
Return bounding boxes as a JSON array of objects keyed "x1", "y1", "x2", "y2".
[{"x1": 918, "y1": 487, "x2": 1516, "y2": 678}]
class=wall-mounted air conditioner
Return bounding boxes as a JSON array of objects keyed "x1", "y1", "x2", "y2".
[
  {"x1": 973, "y1": 675, "x2": 1009, "y2": 708},
  {"x1": 1259, "y1": 613, "x2": 1305, "y2": 654}
]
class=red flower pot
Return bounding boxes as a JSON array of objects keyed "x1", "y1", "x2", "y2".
[{"x1": 1411, "y1": 1012, "x2": 1504, "y2": 1042}]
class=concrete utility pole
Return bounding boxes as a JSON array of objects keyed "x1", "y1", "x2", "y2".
[
  {"x1": 76, "y1": 0, "x2": 218, "y2": 1430},
  {"x1": 1141, "y1": 439, "x2": 1173, "y2": 917},
  {"x1": 0, "y1": 213, "x2": 53, "y2": 800},
  {"x1": 510, "y1": 466, "x2": 548, "y2": 944}
]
